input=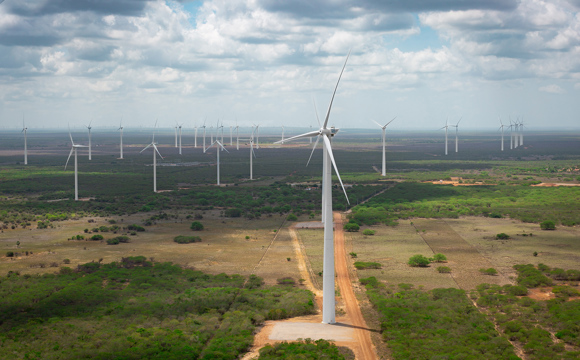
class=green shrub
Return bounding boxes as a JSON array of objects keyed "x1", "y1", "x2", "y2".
[
  {"x1": 354, "y1": 261, "x2": 381, "y2": 270},
  {"x1": 362, "y1": 229, "x2": 375, "y2": 235},
  {"x1": 90, "y1": 234, "x2": 104, "y2": 241},
  {"x1": 359, "y1": 276, "x2": 379, "y2": 287},
  {"x1": 106, "y1": 238, "x2": 120, "y2": 245},
  {"x1": 128, "y1": 224, "x2": 145, "y2": 232},
  {"x1": 496, "y1": 233, "x2": 510, "y2": 239},
  {"x1": 276, "y1": 277, "x2": 295, "y2": 286},
  {"x1": 174, "y1": 236, "x2": 202, "y2": 244},
  {"x1": 408, "y1": 254, "x2": 430, "y2": 267},
  {"x1": 190, "y1": 221, "x2": 204, "y2": 231},
  {"x1": 431, "y1": 253, "x2": 447, "y2": 262},
  {"x1": 343, "y1": 223, "x2": 360, "y2": 232},
  {"x1": 6, "y1": 251, "x2": 14, "y2": 257},
  {"x1": 514, "y1": 264, "x2": 553, "y2": 288},
  {"x1": 286, "y1": 214, "x2": 298, "y2": 221},
  {"x1": 349, "y1": 252, "x2": 357, "y2": 258},
  {"x1": 63, "y1": 258, "x2": 70, "y2": 264},
  {"x1": 437, "y1": 266, "x2": 451, "y2": 273},
  {"x1": 224, "y1": 208, "x2": 242, "y2": 217},
  {"x1": 479, "y1": 268, "x2": 498, "y2": 276},
  {"x1": 109, "y1": 235, "x2": 130, "y2": 244},
  {"x1": 540, "y1": 220, "x2": 556, "y2": 230}
]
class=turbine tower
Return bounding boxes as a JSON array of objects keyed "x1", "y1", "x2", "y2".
[
  {"x1": 519, "y1": 118, "x2": 524, "y2": 146},
  {"x1": 22, "y1": 117, "x2": 28, "y2": 165},
  {"x1": 178, "y1": 123, "x2": 183, "y2": 155},
  {"x1": 65, "y1": 130, "x2": 88, "y2": 201},
  {"x1": 451, "y1": 118, "x2": 462, "y2": 153},
  {"x1": 219, "y1": 122, "x2": 224, "y2": 151},
  {"x1": 174, "y1": 124, "x2": 178, "y2": 147},
  {"x1": 373, "y1": 117, "x2": 396, "y2": 176},
  {"x1": 140, "y1": 122, "x2": 163, "y2": 193},
  {"x1": 86, "y1": 122, "x2": 93, "y2": 160},
  {"x1": 439, "y1": 119, "x2": 450, "y2": 155},
  {"x1": 281, "y1": 126, "x2": 285, "y2": 143},
  {"x1": 498, "y1": 117, "x2": 506, "y2": 152},
  {"x1": 235, "y1": 123, "x2": 240, "y2": 150},
  {"x1": 202, "y1": 120, "x2": 207, "y2": 153},
  {"x1": 118, "y1": 120, "x2": 124, "y2": 159},
  {"x1": 194, "y1": 124, "x2": 198, "y2": 148},
  {"x1": 275, "y1": 52, "x2": 350, "y2": 324},
  {"x1": 230, "y1": 125, "x2": 233, "y2": 146},
  {"x1": 512, "y1": 118, "x2": 518, "y2": 149},
  {"x1": 249, "y1": 128, "x2": 256, "y2": 180},
  {"x1": 207, "y1": 138, "x2": 228, "y2": 185}
]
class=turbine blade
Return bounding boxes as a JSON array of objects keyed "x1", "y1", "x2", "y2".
[
  {"x1": 386, "y1": 116, "x2": 397, "y2": 127},
  {"x1": 64, "y1": 147, "x2": 74, "y2": 170},
  {"x1": 372, "y1": 120, "x2": 383, "y2": 128},
  {"x1": 274, "y1": 130, "x2": 319, "y2": 144},
  {"x1": 322, "y1": 135, "x2": 349, "y2": 204},
  {"x1": 140, "y1": 143, "x2": 152, "y2": 153},
  {"x1": 323, "y1": 50, "x2": 350, "y2": 129},
  {"x1": 153, "y1": 144, "x2": 163, "y2": 159},
  {"x1": 216, "y1": 141, "x2": 229, "y2": 152},
  {"x1": 313, "y1": 98, "x2": 321, "y2": 128},
  {"x1": 306, "y1": 135, "x2": 320, "y2": 167}
]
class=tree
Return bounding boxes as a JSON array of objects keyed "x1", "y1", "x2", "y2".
[
  {"x1": 496, "y1": 233, "x2": 510, "y2": 239},
  {"x1": 286, "y1": 214, "x2": 298, "y2": 221},
  {"x1": 362, "y1": 229, "x2": 375, "y2": 235},
  {"x1": 437, "y1": 266, "x2": 451, "y2": 273},
  {"x1": 343, "y1": 223, "x2": 360, "y2": 232},
  {"x1": 540, "y1": 220, "x2": 556, "y2": 230},
  {"x1": 431, "y1": 253, "x2": 447, "y2": 262},
  {"x1": 190, "y1": 221, "x2": 204, "y2": 231},
  {"x1": 408, "y1": 255, "x2": 430, "y2": 267}
]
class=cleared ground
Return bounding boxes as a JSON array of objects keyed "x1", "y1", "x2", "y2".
[{"x1": 0, "y1": 211, "x2": 302, "y2": 285}]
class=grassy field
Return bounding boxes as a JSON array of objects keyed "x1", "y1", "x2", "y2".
[
  {"x1": 345, "y1": 217, "x2": 580, "y2": 290},
  {"x1": 0, "y1": 211, "x2": 303, "y2": 285}
]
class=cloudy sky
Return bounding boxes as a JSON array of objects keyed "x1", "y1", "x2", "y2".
[{"x1": 1, "y1": 0, "x2": 579, "y2": 130}]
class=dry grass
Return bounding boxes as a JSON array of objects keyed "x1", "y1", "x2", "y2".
[{"x1": 0, "y1": 211, "x2": 301, "y2": 285}]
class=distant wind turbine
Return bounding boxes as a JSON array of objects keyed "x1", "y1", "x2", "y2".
[
  {"x1": 439, "y1": 119, "x2": 450, "y2": 155},
  {"x1": 118, "y1": 120, "x2": 124, "y2": 159},
  {"x1": 235, "y1": 122, "x2": 240, "y2": 150},
  {"x1": 207, "y1": 136, "x2": 228, "y2": 185},
  {"x1": 519, "y1": 118, "x2": 524, "y2": 146},
  {"x1": 140, "y1": 121, "x2": 163, "y2": 193},
  {"x1": 498, "y1": 117, "x2": 506, "y2": 151},
  {"x1": 230, "y1": 125, "x2": 233, "y2": 146},
  {"x1": 65, "y1": 128, "x2": 89, "y2": 201},
  {"x1": 275, "y1": 51, "x2": 351, "y2": 325},
  {"x1": 22, "y1": 117, "x2": 28, "y2": 165},
  {"x1": 86, "y1": 121, "x2": 93, "y2": 160},
  {"x1": 249, "y1": 127, "x2": 257, "y2": 180},
  {"x1": 202, "y1": 120, "x2": 207, "y2": 153},
  {"x1": 451, "y1": 117, "x2": 462, "y2": 153},
  {"x1": 174, "y1": 124, "x2": 178, "y2": 147},
  {"x1": 373, "y1": 116, "x2": 396, "y2": 176},
  {"x1": 177, "y1": 122, "x2": 183, "y2": 155},
  {"x1": 194, "y1": 124, "x2": 198, "y2": 148},
  {"x1": 281, "y1": 125, "x2": 285, "y2": 143}
]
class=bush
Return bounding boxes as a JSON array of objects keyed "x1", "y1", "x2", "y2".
[
  {"x1": 540, "y1": 220, "x2": 556, "y2": 230},
  {"x1": 496, "y1": 233, "x2": 510, "y2": 239},
  {"x1": 128, "y1": 224, "x2": 145, "y2": 232},
  {"x1": 286, "y1": 214, "x2": 298, "y2": 221},
  {"x1": 437, "y1": 266, "x2": 451, "y2": 273},
  {"x1": 408, "y1": 255, "x2": 430, "y2": 267},
  {"x1": 343, "y1": 223, "x2": 360, "y2": 232},
  {"x1": 190, "y1": 221, "x2": 204, "y2": 231},
  {"x1": 479, "y1": 268, "x2": 498, "y2": 276},
  {"x1": 277, "y1": 277, "x2": 295, "y2": 286},
  {"x1": 362, "y1": 229, "x2": 375, "y2": 235},
  {"x1": 63, "y1": 258, "x2": 70, "y2": 264},
  {"x1": 224, "y1": 208, "x2": 242, "y2": 217},
  {"x1": 431, "y1": 253, "x2": 447, "y2": 263},
  {"x1": 106, "y1": 238, "x2": 120, "y2": 245},
  {"x1": 354, "y1": 261, "x2": 381, "y2": 270},
  {"x1": 174, "y1": 235, "x2": 202, "y2": 244},
  {"x1": 90, "y1": 234, "x2": 104, "y2": 241},
  {"x1": 349, "y1": 252, "x2": 357, "y2": 258},
  {"x1": 6, "y1": 251, "x2": 14, "y2": 257}
]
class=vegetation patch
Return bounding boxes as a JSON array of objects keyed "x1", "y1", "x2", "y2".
[
  {"x1": 258, "y1": 339, "x2": 354, "y2": 360},
  {"x1": 408, "y1": 254, "x2": 431, "y2": 267},
  {"x1": 174, "y1": 235, "x2": 202, "y2": 244},
  {"x1": 190, "y1": 221, "x2": 204, "y2": 231},
  {"x1": 354, "y1": 261, "x2": 381, "y2": 270},
  {"x1": 0, "y1": 258, "x2": 315, "y2": 360}
]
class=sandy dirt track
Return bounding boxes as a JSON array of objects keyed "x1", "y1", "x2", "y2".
[{"x1": 334, "y1": 212, "x2": 378, "y2": 360}]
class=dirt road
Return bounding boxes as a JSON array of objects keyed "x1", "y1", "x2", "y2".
[{"x1": 334, "y1": 212, "x2": 378, "y2": 360}]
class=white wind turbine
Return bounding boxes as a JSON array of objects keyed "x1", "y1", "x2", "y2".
[
  {"x1": 373, "y1": 117, "x2": 396, "y2": 176},
  {"x1": 519, "y1": 118, "x2": 524, "y2": 146},
  {"x1": 202, "y1": 120, "x2": 207, "y2": 153},
  {"x1": 194, "y1": 124, "x2": 198, "y2": 148},
  {"x1": 511, "y1": 117, "x2": 518, "y2": 149},
  {"x1": 230, "y1": 125, "x2": 233, "y2": 146},
  {"x1": 281, "y1": 125, "x2": 285, "y2": 143},
  {"x1": 498, "y1": 117, "x2": 506, "y2": 151},
  {"x1": 86, "y1": 121, "x2": 93, "y2": 160},
  {"x1": 22, "y1": 117, "x2": 28, "y2": 165},
  {"x1": 310, "y1": 124, "x2": 313, "y2": 144},
  {"x1": 275, "y1": 52, "x2": 351, "y2": 324},
  {"x1": 249, "y1": 127, "x2": 257, "y2": 180},
  {"x1": 174, "y1": 124, "x2": 178, "y2": 147},
  {"x1": 207, "y1": 129, "x2": 229, "y2": 185},
  {"x1": 210, "y1": 125, "x2": 214, "y2": 144},
  {"x1": 118, "y1": 120, "x2": 124, "y2": 159},
  {"x1": 177, "y1": 122, "x2": 183, "y2": 155},
  {"x1": 439, "y1": 119, "x2": 450, "y2": 155},
  {"x1": 451, "y1": 117, "x2": 462, "y2": 153},
  {"x1": 235, "y1": 122, "x2": 240, "y2": 150},
  {"x1": 65, "y1": 129, "x2": 89, "y2": 201},
  {"x1": 140, "y1": 122, "x2": 163, "y2": 193},
  {"x1": 219, "y1": 122, "x2": 225, "y2": 151}
]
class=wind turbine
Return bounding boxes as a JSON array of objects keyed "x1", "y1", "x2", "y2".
[
  {"x1": 439, "y1": 119, "x2": 450, "y2": 155},
  {"x1": 219, "y1": 122, "x2": 224, "y2": 151},
  {"x1": 86, "y1": 121, "x2": 93, "y2": 160},
  {"x1": 22, "y1": 117, "x2": 28, "y2": 165},
  {"x1": 230, "y1": 125, "x2": 233, "y2": 146},
  {"x1": 140, "y1": 122, "x2": 163, "y2": 193},
  {"x1": 210, "y1": 125, "x2": 214, "y2": 144},
  {"x1": 519, "y1": 118, "x2": 524, "y2": 146},
  {"x1": 373, "y1": 117, "x2": 396, "y2": 176},
  {"x1": 281, "y1": 126, "x2": 285, "y2": 143},
  {"x1": 249, "y1": 127, "x2": 257, "y2": 180},
  {"x1": 207, "y1": 134, "x2": 229, "y2": 185},
  {"x1": 177, "y1": 122, "x2": 183, "y2": 155},
  {"x1": 174, "y1": 124, "x2": 178, "y2": 147},
  {"x1": 194, "y1": 124, "x2": 198, "y2": 148},
  {"x1": 65, "y1": 129, "x2": 88, "y2": 201},
  {"x1": 255, "y1": 124, "x2": 260, "y2": 149},
  {"x1": 118, "y1": 120, "x2": 124, "y2": 159},
  {"x1": 235, "y1": 122, "x2": 240, "y2": 150},
  {"x1": 511, "y1": 117, "x2": 518, "y2": 149},
  {"x1": 451, "y1": 117, "x2": 462, "y2": 153},
  {"x1": 202, "y1": 120, "x2": 207, "y2": 153},
  {"x1": 498, "y1": 117, "x2": 506, "y2": 151},
  {"x1": 275, "y1": 52, "x2": 351, "y2": 325},
  {"x1": 310, "y1": 124, "x2": 313, "y2": 144}
]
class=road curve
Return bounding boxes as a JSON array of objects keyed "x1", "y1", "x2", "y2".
[{"x1": 334, "y1": 212, "x2": 378, "y2": 360}]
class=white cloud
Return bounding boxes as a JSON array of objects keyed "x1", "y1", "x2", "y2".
[{"x1": 539, "y1": 84, "x2": 565, "y2": 93}]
